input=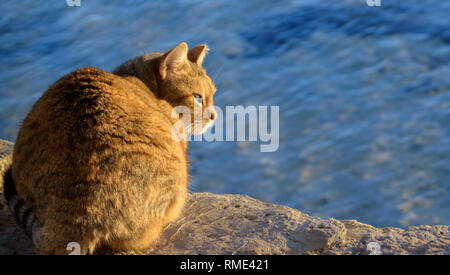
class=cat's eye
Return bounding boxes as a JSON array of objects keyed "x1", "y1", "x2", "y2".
[{"x1": 193, "y1": 94, "x2": 203, "y2": 104}]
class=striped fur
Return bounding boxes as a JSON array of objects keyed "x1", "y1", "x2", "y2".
[{"x1": 3, "y1": 166, "x2": 36, "y2": 238}]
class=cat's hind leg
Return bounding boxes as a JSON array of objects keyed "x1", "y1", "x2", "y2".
[{"x1": 107, "y1": 220, "x2": 165, "y2": 252}]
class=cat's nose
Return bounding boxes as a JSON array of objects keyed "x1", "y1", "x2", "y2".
[{"x1": 210, "y1": 111, "x2": 216, "y2": 121}]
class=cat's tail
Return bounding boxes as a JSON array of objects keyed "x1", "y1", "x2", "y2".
[{"x1": 3, "y1": 166, "x2": 37, "y2": 238}]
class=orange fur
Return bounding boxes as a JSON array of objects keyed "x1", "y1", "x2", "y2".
[{"x1": 10, "y1": 42, "x2": 216, "y2": 254}]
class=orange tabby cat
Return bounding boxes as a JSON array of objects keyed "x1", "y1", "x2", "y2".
[{"x1": 3, "y1": 42, "x2": 217, "y2": 254}]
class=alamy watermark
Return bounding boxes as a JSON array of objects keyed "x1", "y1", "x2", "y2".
[
  {"x1": 366, "y1": 242, "x2": 382, "y2": 255},
  {"x1": 67, "y1": 242, "x2": 81, "y2": 255},
  {"x1": 67, "y1": 0, "x2": 81, "y2": 7},
  {"x1": 171, "y1": 105, "x2": 279, "y2": 153},
  {"x1": 366, "y1": 0, "x2": 381, "y2": 6}
]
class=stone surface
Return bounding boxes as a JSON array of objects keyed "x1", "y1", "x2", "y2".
[
  {"x1": 0, "y1": 139, "x2": 12, "y2": 184},
  {"x1": 0, "y1": 140, "x2": 448, "y2": 255}
]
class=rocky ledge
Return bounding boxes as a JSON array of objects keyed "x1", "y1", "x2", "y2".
[{"x1": 0, "y1": 139, "x2": 448, "y2": 255}]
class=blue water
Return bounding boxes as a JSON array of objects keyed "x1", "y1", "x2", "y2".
[{"x1": 0, "y1": 0, "x2": 449, "y2": 227}]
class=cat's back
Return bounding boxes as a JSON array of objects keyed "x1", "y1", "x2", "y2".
[
  {"x1": 35, "y1": 66, "x2": 164, "y2": 126},
  {"x1": 16, "y1": 66, "x2": 173, "y2": 151},
  {"x1": 13, "y1": 67, "x2": 185, "y2": 216}
]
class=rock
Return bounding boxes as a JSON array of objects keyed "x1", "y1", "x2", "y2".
[
  {"x1": 0, "y1": 139, "x2": 13, "y2": 188},
  {"x1": 0, "y1": 139, "x2": 36, "y2": 255},
  {"x1": 0, "y1": 140, "x2": 448, "y2": 255}
]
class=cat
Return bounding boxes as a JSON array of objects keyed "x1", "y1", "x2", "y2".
[{"x1": 3, "y1": 42, "x2": 217, "y2": 254}]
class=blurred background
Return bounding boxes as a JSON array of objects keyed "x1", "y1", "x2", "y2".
[{"x1": 0, "y1": 0, "x2": 449, "y2": 227}]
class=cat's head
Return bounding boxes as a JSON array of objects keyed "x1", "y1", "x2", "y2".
[
  {"x1": 115, "y1": 42, "x2": 217, "y2": 135},
  {"x1": 156, "y1": 42, "x2": 217, "y2": 135}
]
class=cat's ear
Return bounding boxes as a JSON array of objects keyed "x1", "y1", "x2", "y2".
[
  {"x1": 188, "y1": 44, "x2": 208, "y2": 67},
  {"x1": 159, "y1": 42, "x2": 188, "y2": 79}
]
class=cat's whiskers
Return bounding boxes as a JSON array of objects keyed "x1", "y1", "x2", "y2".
[{"x1": 210, "y1": 64, "x2": 224, "y2": 84}]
